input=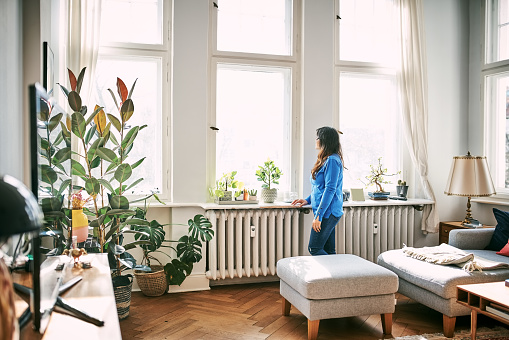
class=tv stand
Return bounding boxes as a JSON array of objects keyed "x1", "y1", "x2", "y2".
[{"x1": 13, "y1": 254, "x2": 121, "y2": 340}]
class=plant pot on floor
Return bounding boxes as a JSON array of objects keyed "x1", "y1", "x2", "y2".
[
  {"x1": 134, "y1": 265, "x2": 168, "y2": 297},
  {"x1": 113, "y1": 274, "x2": 134, "y2": 320},
  {"x1": 261, "y1": 188, "x2": 277, "y2": 203}
]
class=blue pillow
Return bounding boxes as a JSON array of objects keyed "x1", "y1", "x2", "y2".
[{"x1": 486, "y1": 208, "x2": 509, "y2": 251}]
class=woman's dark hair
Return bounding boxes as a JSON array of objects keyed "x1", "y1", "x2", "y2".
[{"x1": 311, "y1": 126, "x2": 345, "y2": 179}]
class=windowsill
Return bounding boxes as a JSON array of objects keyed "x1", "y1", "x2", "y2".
[
  {"x1": 129, "y1": 198, "x2": 434, "y2": 209},
  {"x1": 471, "y1": 196, "x2": 509, "y2": 207}
]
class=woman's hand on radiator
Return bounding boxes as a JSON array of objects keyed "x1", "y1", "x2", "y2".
[{"x1": 291, "y1": 198, "x2": 307, "y2": 207}]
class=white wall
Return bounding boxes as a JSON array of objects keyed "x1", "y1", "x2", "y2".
[{"x1": 423, "y1": 0, "x2": 470, "y2": 238}]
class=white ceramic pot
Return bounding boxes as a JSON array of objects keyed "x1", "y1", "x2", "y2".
[{"x1": 261, "y1": 188, "x2": 277, "y2": 203}]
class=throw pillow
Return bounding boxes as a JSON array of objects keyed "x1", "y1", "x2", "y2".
[
  {"x1": 486, "y1": 208, "x2": 509, "y2": 251},
  {"x1": 497, "y1": 241, "x2": 509, "y2": 257}
]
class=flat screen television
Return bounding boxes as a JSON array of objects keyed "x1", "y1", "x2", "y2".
[{"x1": 29, "y1": 82, "x2": 69, "y2": 333}]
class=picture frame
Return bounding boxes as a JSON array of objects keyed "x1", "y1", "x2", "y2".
[{"x1": 350, "y1": 188, "x2": 365, "y2": 201}]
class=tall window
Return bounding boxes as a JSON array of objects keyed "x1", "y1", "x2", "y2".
[
  {"x1": 93, "y1": 0, "x2": 170, "y2": 197},
  {"x1": 336, "y1": 0, "x2": 402, "y2": 192},
  {"x1": 210, "y1": 0, "x2": 299, "y2": 194},
  {"x1": 484, "y1": 0, "x2": 509, "y2": 196}
]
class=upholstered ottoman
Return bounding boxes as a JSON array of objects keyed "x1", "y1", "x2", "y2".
[{"x1": 277, "y1": 254, "x2": 399, "y2": 340}]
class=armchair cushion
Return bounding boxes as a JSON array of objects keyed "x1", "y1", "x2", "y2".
[{"x1": 486, "y1": 208, "x2": 509, "y2": 251}]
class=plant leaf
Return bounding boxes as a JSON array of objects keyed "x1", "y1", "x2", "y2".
[
  {"x1": 71, "y1": 112, "x2": 86, "y2": 138},
  {"x1": 84, "y1": 124, "x2": 97, "y2": 145},
  {"x1": 68, "y1": 69, "x2": 77, "y2": 91},
  {"x1": 126, "y1": 178, "x2": 143, "y2": 191},
  {"x1": 131, "y1": 157, "x2": 145, "y2": 170},
  {"x1": 76, "y1": 67, "x2": 86, "y2": 94},
  {"x1": 114, "y1": 163, "x2": 132, "y2": 183},
  {"x1": 53, "y1": 147, "x2": 71, "y2": 165},
  {"x1": 93, "y1": 105, "x2": 107, "y2": 135},
  {"x1": 71, "y1": 159, "x2": 87, "y2": 179},
  {"x1": 120, "y1": 99, "x2": 134, "y2": 122},
  {"x1": 121, "y1": 126, "x2": 139, "y2": 151},
  {"x1": 188, "y1": 214, "x2": 214, "y2": 242},
  {"x1": 98, "y1": 178, "x2": 115, "y2": 194},
  {"x1": 68, "y1": 91, "x2": 82, "y2": 112},
  {"x1": 128, "y1": 78, "x2": 137, "y2": 99},
  {"x1": 85, "y1": 177, "x2": 100, "y2": 196},
  {"x1": 40, "y1": 165, "x2": 58, "y2": 184},
  {"x1": 107, "y1": 88, "x2": 120, "y2": 111},
  {"x1": 58, "y1": 83, "x2": 69, "y2": 98},
  {"x1": 117, "y1": 77, "x2": 128, "y2": 103},
  {"x1": 107, "y1": 113, "x2": 121, "y2": 132},
  {"x1": 165, "y1": 260, "x2": 193, "y2": 286},
  {"x1": 97, "y1": 147, "x2": 118, "y2": 163},
  {"x1": 48, "y1": 112, "x2": 63, "y2": 132},
  {"x1": 109, "y1": 195, "x2": 129, "y2": 210}
]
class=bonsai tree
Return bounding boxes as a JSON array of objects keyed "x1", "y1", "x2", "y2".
[{"x1": 361, "y1": 157, "x2": 400, "y2": 193}]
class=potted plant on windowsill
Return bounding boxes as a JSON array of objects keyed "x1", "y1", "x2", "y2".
[
  {"x1": 209, "y1": 171, "x2": 239, "y2": 203},
  {"x1": 361, "y1": 157, "x2": 400, "y2": 200},
  {"x1": 396, "y1": 179, "x2": 409, "y2": 198},
  {"x1": 256, "y1": 159, "x2": 282, "y2": 203}
]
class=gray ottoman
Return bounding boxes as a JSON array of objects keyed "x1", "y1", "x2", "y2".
[{"x1": 277, "y1": 254, "x2": 398, "y2": 340}]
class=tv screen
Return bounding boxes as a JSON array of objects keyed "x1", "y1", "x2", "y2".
[{"x1": 29, "y1": 82, "x2": 71, "y2": 333}]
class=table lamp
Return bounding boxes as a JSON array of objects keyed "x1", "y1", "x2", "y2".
[{"x1": 444, "y1": 152, "x2": 495, "y2": 224}]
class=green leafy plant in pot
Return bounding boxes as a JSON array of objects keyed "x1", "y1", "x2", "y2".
[
  {"x1": 59, "y1": 67, "x2": 163, "y2": 319},
  {"x1": 131, "y1": 205, "x2": 213, "y2": 296},
  {"x1": 256, "y1": 159, "x2": 282, "y2": 203},
  {"x1": 209, "y1": 171, "x2": 239, "y2": 202}
]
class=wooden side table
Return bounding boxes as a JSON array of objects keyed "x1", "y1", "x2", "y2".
[
  {"x1": 439, "y1": 221, "x2": 493, "y2": 245},
  {"x1": 457, "y1": 281, "x2": 509, "y2": 340}
]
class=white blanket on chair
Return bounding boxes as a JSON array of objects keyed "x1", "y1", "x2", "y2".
[{"x1": 402, "y1": 243, "x2": 509, "y2": 272}]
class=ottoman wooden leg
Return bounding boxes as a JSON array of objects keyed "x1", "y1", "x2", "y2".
[
  {"x1": 381, "y1": 313, "x2": 393, "y2": 334},
  {"x1": 282, "y1": 297, "x2": 291, "y2": 316},
  {"x1": 308, "y1": 319, "x2": 320, "y2": 340},
  {"x1": 443, "y1": 315, "x2": 456, "y2": 338}
]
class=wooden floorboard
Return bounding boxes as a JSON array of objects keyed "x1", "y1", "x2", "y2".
[{"x1": 120, "y1": 281, "x2": 508, "y2": 340}]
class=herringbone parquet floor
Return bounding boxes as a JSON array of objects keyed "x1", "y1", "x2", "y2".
[{"x1": 119, "y1": 281, "x2": 505, "y2": 340}]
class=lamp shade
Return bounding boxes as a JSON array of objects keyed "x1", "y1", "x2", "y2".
[
  {"x1": 444, "y1": 153, "x2": 495, "y2": 197},
  {"x1": 0, "y1": 175, "x2": 43, "y2": 237}
]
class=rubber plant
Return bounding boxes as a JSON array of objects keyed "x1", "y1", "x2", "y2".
[{"x1": 58, "y1": 67, "x2": 159, "y2": 286}]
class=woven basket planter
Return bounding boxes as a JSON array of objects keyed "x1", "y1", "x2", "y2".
[
  {"x1": 113, "y1": 274, "x2": 133, "y2": 320},
  {"x1": 134, "y1": 265, "x2": 168, "y2": 297}
]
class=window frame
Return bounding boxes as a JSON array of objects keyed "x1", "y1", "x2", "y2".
[
  {"x1": 208, "y1": 0, "x2": 302, "y2": 196},
  {"x1": 95, "y1": 0, "x2": 172, "y2": 201},
  {"x1": 482, "y1": 0, "x2": 509, "y2": 199}
]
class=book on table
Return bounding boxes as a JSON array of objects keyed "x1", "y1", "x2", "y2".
[{"x1": 486, "y1": 304, "x2": 509, "y2": 321}]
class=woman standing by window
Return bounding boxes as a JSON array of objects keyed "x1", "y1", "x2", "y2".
[{"x1": 292, "y1": 127, "x2": 345, "y2": 255}]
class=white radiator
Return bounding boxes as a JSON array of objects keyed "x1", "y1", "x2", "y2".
[
  {"x1": 205, "y1": 209, "x2": 301, "y2": 280},
  {"x1": 337, "y1": 205, "x2": 415, "y2": 262}
]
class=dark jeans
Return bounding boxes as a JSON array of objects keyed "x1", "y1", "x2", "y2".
[{"x1": 308, "y1": 214, "x2": 340, "y2": 256}]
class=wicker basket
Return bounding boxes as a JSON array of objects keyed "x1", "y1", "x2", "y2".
[
  {"x1": 134, "y1": 265, "x2": 168, "y2": 297},
  {"x1": 113, "y1": 274, "x2": 133, "y2": 320}
]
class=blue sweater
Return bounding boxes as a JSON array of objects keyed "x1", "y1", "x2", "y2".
[{"x1": 305, "y1": 154, "x2": 344, "y2": 221}]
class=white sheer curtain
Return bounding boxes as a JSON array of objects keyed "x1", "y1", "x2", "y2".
[
  {"x1": 68, "y1": 0, "x2": 102, "y2": 104},
  {"x1": 397, "y1": 0, "x2": 440, "y2": 233}
]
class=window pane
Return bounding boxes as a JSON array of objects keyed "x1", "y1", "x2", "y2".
[
  {"x1": 339, "y1": 0, "x2": 397, "y2": 63},
  {"x1": 93, "y1": 56, "x2": 163, "y2": 195},
  {"x1": 216, "y1": 64, "x2": 291, "y2": 193},
  {"x1": 339, "y1": 72, "x2": 400, "y2": 192},
  {"x1": 216, "y1": 0, "x2": 292, "y2": 55},
  {"x1": 487, "y1": 0, "x2": 509, "y2": 63},
  {"x1": 486, "y1": 72, "x2": 509, "y2": 191},
  {"x1": 100, "y1": 0, "x2": 163, "y2": 45}
]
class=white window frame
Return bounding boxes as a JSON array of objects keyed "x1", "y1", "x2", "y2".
[
  {"x1": 482, "y1": 0, "x2": 509, "y2": 200},
  {"x1": 96, "y1": 0, "x2": 172, "y2": 201},
  {"x1": 334, "y1": 0, "x2": 411, "y2": 193},
  {"x1": 208, "y1": 0, "x2": 302, "y2": 195}
]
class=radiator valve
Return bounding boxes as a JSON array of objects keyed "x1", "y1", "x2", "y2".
[
  {"x1": 250, "y1": 225, "x2": 256, "y2": 237},
  {"x1": 373, "y1": 223, "x2": 378, "y2": 234}
]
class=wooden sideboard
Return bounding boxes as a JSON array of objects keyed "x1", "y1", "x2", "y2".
[{"x1": 13, "y1": 253, "x2": 121, "y2": 340}]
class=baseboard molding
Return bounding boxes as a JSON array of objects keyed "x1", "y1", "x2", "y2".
[
  {"x1": 167, "y1": 273, "x2": 211, "y2": 293},
  {"x1": 209, "y1": 275, "x2": 280, "y2": 286}
]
